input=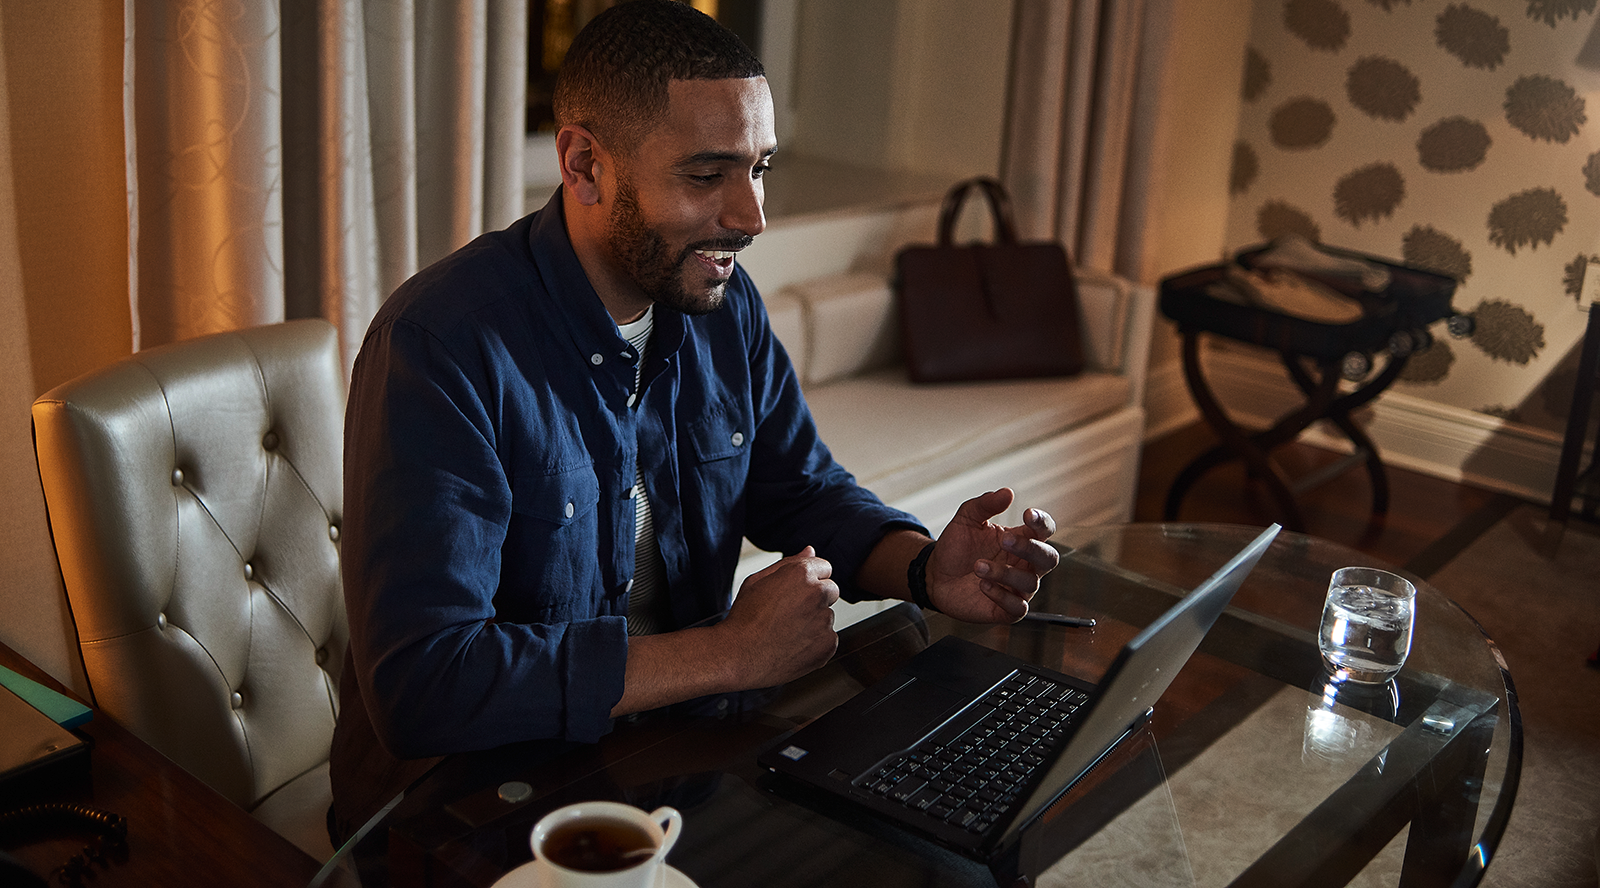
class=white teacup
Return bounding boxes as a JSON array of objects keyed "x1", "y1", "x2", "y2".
[{"x1": 529, "y1": 801, "x2": 682, "y2": 888}]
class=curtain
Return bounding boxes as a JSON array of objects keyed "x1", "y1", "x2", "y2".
[
  {"x1": 1001, "y1": 0, "x2": 1174, "y2": 281},
  {"x1": 0, "y1": 0, "x2": 527, "y2": 695},
  {"x1": 127, "y1": 0, "x2": 529, "y2": 373}
]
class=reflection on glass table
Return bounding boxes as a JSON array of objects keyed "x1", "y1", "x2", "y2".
[{"x1": 313, "y1": 523, "x2": 1520, "y2": 888}]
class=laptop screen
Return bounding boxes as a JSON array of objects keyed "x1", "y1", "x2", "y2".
[{"x1": 995, "y1": 524, "x2": 1281, "y2": 846}]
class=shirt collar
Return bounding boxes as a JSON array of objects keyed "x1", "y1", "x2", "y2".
[{"x1": 525, "y1": 189, "x2": 688, "y2": 365}]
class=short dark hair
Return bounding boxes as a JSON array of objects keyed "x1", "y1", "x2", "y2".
[{"x1": 552, "y1": 0, "x2": 764, "y2": 154}]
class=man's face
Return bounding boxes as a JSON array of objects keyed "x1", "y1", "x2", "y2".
[{"x1": 603, "y1": 77, "x2": 776, "y2": 315}]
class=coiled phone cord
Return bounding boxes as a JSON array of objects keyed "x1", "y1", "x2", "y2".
[{"x1": 0, "y1": 803, "x2": 128, "y2": 887}]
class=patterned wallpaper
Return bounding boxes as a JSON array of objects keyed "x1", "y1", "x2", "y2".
[{"x1": 1226, "y1": 0, "x2": 1600, "y2": 431}]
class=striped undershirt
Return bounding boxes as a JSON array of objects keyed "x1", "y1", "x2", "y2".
[{"x1": 618, "y1": 307, "x2": 670, "y2": 636}]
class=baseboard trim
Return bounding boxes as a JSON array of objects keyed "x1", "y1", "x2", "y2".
[
  {"x1": 1142, "y1": 360, "x2": 1198, "y2": 442},
  {"x1": 1156, "y1": 347, "x2": 1569, "y2": 505}
]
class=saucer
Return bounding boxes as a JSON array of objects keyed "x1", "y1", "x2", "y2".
[{"x1": 490, "y1": 860, "x2": 697, "y2": 888}]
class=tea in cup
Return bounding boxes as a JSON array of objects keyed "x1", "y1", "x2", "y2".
[{"x1": 529, "y1": 801, "x2": 681, "y2": 887}]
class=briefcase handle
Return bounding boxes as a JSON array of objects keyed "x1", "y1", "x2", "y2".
[{"x1": 936, "y1": 177, "x2": 1020, "y2": 247}]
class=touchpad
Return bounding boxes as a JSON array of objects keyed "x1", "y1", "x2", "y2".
[{"x1": 861, "y1": 677, "x2": 967, "y2": 746}]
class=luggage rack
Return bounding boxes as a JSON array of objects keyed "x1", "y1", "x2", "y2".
[{"x1": 1158, "y1": 239, "x2": 1466, "y2": 532}]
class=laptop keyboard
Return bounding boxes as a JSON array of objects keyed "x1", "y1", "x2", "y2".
[{"x1": 857, "y1": 671, "x2": 1090, "y2": 834}]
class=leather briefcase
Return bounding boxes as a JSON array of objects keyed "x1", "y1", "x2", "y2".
[{"x1": 894, "y1": 177, "x2": 1085, "y2": 383}]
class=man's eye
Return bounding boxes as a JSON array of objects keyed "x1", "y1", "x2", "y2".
[{"x1": 752, "y1": 164, "x2": 771, "y2": 179}]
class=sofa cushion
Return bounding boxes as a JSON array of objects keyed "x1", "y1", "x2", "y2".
[
  {"x1": 787, "y1": 272, "x2": 900, "y2": 386},
  {"x1": 803, "y1": 367, "x2": 1132, "y2": 506},
  {"x1": 762, "y1": 289, "x2": 807, "y2": 383}
]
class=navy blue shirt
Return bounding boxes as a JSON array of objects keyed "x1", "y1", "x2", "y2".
[{"x1": 335, "y1": 191, "x2": 923, "y2": 790}]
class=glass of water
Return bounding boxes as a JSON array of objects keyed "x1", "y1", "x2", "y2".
[{"x1": 1318, "y1": 567, "x2": 1416, "y2": 684}]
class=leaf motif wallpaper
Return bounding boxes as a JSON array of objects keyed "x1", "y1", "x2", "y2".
[{"x1": 1226, "y1": 0, "x2": 1600, "y2": 430}]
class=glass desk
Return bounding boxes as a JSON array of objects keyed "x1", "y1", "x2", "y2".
[{"x1": 319, "y1": 524, "x2": 1521, "y2": 888}]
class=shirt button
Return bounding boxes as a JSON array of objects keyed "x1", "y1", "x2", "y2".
[
  {"x1": 564, "y1": 501, "x2": 575, "y2": 518},
  {"x1": 626, "y1": 393, "x2": 637, "y2": 408},
  {"x1": 590, "y1": 353, "x2": 603, "y2": 366},
  {"x1": 730, "y1": 432, "x2": 745, "y2": 447}
]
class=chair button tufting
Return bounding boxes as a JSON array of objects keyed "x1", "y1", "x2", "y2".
[
  {"x1": 262, "y1": 432, "x2": 278, "y2": 450},
  {"x1": 243, "y1": 562, "x2": 254, "y2": 580},
  {"x1": 171, "y1": 468, "x2": 184, "y2": 486},
  {"x1": 328, "y1": 524, "x2": 340, "y2": 541},
  {"x1": 230, "y1": 691, "x2": 243, "y2": 710},
  {"x1": 315, "y1": 647, "x2": 329, "y2": 666},
  {"x1": 157, "y1": 613, "x2": 168, "y2": 630}
]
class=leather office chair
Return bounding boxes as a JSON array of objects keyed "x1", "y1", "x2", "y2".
[{"x1": 31, "y1": 319, "x2": 348, "y2": 862}]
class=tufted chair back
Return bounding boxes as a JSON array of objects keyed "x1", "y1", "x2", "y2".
[{"x1": 31, "y1": 319, "x2": 348, "y2": 861}]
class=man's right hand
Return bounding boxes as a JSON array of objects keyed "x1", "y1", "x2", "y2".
[
  {"x1": 718, "y1": 546, "x2": 840, "y2": 688},
  {"x1": 610, "y1": 546, "x2": 839, "y2": 718}
]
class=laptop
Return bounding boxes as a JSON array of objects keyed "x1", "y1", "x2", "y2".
[{"x1": 758, "y1": 524, "x2": 1281, "y2": 870}]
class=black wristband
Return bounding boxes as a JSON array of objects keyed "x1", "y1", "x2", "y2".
[{"x1": 908, "y1": 541, "x2": 938, "y2": 612}]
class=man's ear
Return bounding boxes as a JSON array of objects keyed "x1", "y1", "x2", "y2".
[{"x1": 556, "y1": 125, "x2": 606, "y2": 207}]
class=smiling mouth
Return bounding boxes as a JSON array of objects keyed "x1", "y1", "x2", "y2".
[{"x1": 691, "y1": 248, "x2": 740, "y2": 278}]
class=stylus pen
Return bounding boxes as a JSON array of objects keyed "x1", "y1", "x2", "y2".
[{"x1": 1021, "y1": 611, "x2": 1096, "y2": 628}]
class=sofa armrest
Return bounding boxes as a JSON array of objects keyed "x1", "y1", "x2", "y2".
[{"x1": 1075, "y1": 269, "x2": 1156, "y2": 409}]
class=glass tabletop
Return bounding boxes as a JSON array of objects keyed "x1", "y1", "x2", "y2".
[{"x1": 317, "y1": 523, "x2": 1521, "y2": 888}]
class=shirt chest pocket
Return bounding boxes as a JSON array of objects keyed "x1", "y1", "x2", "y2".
[
  {"x1": 504, "y1": 465, "x2": 605, "y2": 619},
  {"x1": 511, "y1": 464, "x2": 601, "y2": 526},
  {"x1": 688, "y1": 405, "x2": 751, "y2": 464}
]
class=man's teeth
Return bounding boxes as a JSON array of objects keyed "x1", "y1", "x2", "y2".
[{"x1": 695, "y1": 250, "x2": 735, "y2": 260}]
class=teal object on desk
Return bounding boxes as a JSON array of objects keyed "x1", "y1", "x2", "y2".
[{"x1": 0, "y1": 665, "x2": 92, "y2": 729}]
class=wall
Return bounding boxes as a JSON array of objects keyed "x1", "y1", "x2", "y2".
[
  {"x1": 0, "y1": 1, "x2": 132, "y2": 693},
  {"x1": 1141, "y1": 0, "x2": 1256, "y2": 437},
  {"x1": 784, "y1": 0, "x2": 1011, "y2": 181},
  {"x1": 1227, "y1": 0, "x2": 1600, "y2": 436}
]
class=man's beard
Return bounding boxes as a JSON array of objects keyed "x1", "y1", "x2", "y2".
[{"x1": 607, "y1": 175, "x2": 751, "y2": 316}]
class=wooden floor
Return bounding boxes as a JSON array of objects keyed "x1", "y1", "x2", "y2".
[{"x1": 1134, "y1": 422, "x2": 1514, "y2": 573}]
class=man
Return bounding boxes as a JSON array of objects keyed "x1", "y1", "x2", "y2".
[{"x1": 329, "y1": 0, "x2": 1060, "y2": 844}]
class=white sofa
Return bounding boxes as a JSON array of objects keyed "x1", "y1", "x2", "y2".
[{"x1": 736, "y1": 267, "x2": 1157, "y2": 621}]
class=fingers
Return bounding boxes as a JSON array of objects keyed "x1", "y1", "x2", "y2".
[
  {"x1": 976, "y1": 577, "x2": 1031, "y2": 620},
  {"x1": 971, "y1": 525, "x2": 1058, "y2": 615},
  {"x1": 1023, "y1": 507, "x2": 1057, "y2": 540},
  {"x1": 726, "y1": 545, "x2": 841, "y2": 686},
  {"x1": 955, "y1": 487, "x2": 1016, "y2": 524},
  {"x1": 1000, "y1": 530, "x2": 1060, "y2": 574},
  {"x1": 738, "y1": 547, "x2": 838, "y2": 610},
  {"x1": 976, "y1": 559, "x2": 1044, "y2": 596}
]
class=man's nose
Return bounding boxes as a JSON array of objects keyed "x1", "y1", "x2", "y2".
[{"x1": 721, "y1": 178, "x2": 766, "y2": 238}]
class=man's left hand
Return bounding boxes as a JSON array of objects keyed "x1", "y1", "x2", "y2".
[{"x1": 927, "y1": 488, "x2": 1058, "y2": 623}]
